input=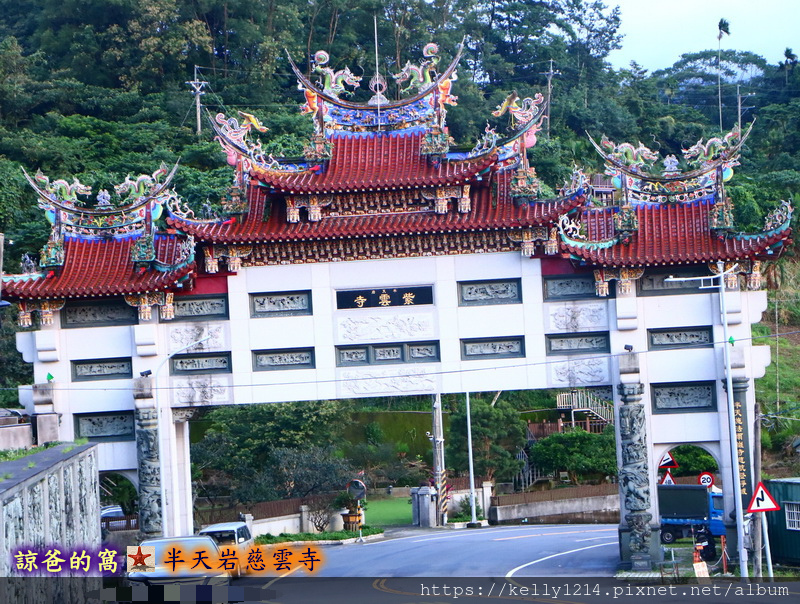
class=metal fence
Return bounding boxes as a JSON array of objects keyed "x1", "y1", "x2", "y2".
[
  {"x1": 195, "y1": 496, "x2": 310, "y2": 526},
  {"x1": 101, "y1": 515, "x2": 139, "y2": 532}
]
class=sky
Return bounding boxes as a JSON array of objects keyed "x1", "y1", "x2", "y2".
[{"x1": 605, "y1": 0, "x2": 797, "y2": 72}]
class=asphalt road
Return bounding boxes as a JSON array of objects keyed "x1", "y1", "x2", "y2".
[
  {"x1": 313, "y1": 524, "x2": 620, "y2": 577},
  {"x1": 233, "y1": 525, "x2": 623, "y2": 602}
]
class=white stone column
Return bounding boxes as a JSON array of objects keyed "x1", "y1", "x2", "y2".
[{"x1": 171, "y1": 409, "x2": 196, "y2": 536}]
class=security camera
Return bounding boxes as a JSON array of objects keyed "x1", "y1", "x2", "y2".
[
  {"x1": 426, "y1": 431, "x2": 432, "y2": 439},
  {"x1": 139, "y1": 370, "x2": 152, "y2": 377},
  {"x1": 624, "y1": 345, "x2": 634, "y2": 352}
]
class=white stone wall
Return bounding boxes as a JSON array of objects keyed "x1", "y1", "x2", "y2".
[{"x1": 14, "y1": 252, "x2": 771, "y2": 534}]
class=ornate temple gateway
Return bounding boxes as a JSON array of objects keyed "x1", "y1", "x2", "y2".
[{"x1": 2, "y1": 44, "x2": 793, "y2": 567}]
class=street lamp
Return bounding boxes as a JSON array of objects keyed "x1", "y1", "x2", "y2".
[{"x1": 666, "y1": 261, "x2": 748, "y2": 578}]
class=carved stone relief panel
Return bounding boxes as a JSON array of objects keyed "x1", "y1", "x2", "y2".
[
  {"x1": 75, "y1": 412, "x2": 135, "y2": 441},
  {"x1": 29, "y1": 480, "x2": 44, "y2": 547},
  {"x1": 458, "y1": 279, "x2": 522, "y2": 306},
  {"x1": 47, "y1": 472, "x2": 62, "y2": 544},
  {"x1": 461, "y1": 337, "x2": 525, "y2": 360},
  {"x1": 546, "y1": 332, "x2": 610, "y2": 355},
  {"x1": 250, "y1": 291, "x2": 312, "y2": 317},
  {"x1": 170, "y1": 352, "x2": 232, "y2": 375},
  {"x1": 639, "y1": 271, "x2": 705, "y2": 295},
  {"x1": 171, "y1": 375, "x2": 231, "y2": 405},
  {"x1": 62, "y1": 300, "x2": 138, "y2": 328},
  {"x1": 171, "y1": 295, "x2": 229, "y2": 321},
  {"x1": 543, "y1": 276, "x2": 599, "y2": 300},
  {"x1": 71, "y1": 358, "x2": 132, "y2": 381},
  {"x1": 652, "y1": 382, "x2": 716, "y2": 413},
  {"x1": 546, "y1": 302, "x2": 608, "y2": 331},
  {"x1": 340, "y1": 368, "x2": 437, "y2": 396},
  {"x1": 172, "y1": 408, "x2": 197, "y2": 423},
  {"x1": 408, "y1": 344, "x2": 438, "y2": 360},
  {"x1": 3, "y1": 494, "x2": 23, "y2": 556},
  {"x1": 168, "y1": 323, "x2": 226, "y2": 354},
  {"x1": 374, "y1": 346, "x2": 403, "y2": 361},
  {"x1": 339, "y1": 348, "x2": 368, "y2": 365},
  {"x1": 549, "y1": 357, "x2": 610, "y2": 387},
  {"x1": 253, "y1": 348, "x2": 315, "y2": 371},
  {"x1": 337, "y1": 314, "x2": 435, "y2": 344},
  {"x1": 337, "y1": 341, "x2": 440, "y2": 366},
  {"x1": 63, "y1": 465, "x2": 74, "y2": 544},
  {"x1": 648, "y1": 327, "x2": 713, "y2": 350}
]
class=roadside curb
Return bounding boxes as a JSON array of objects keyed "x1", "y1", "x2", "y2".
[
  {"x1": 446, "y1": 520, "x2": 490, "y2": 529},
  {"x1": 260, "y1": 533, "x2": 386, "y2": 547}
]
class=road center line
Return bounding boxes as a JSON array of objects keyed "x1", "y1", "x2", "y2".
[
  {"x1": 494, "y1": 528, "x2": 615, "y2": 541},
  {"x1": 505, "y1": 541, "x2": 617, "y2": 577}
]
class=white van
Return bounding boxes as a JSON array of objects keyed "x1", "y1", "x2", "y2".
[{"x1": 198, "y1": 521, "x2": 254, "y2": 576}]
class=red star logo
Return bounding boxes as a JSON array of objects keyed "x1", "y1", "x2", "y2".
[{"x1": 128, "y1": 546, "x2": 152, "y2": 567}]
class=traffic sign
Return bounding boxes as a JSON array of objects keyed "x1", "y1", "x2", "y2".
[
  {"x1": 659, "y1": 451, "x2": 679, "y2": 469},
  {"x1": 660, "y1": 470, "x2": 676, "y2": 485},
  {"x1": 747, "y1": 482, "x2": 780, "y2": 513},
  {"x1": 698, "y1": 472, "x2": 715, "y2": 488}
]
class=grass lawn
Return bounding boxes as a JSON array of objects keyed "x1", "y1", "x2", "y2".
[{"x1": 365, "y1": 496, "x2": 412, "y2": 526}]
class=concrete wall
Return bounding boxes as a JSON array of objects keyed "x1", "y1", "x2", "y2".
[
  {"x1": 243, "y1": 507, "x2": 351, "y2": 538},
  {"x1": 0, "y1": 424, "x2": 33, "y2": 451},
  {"x1": 448, "y1": 483, "x2": 493, "y2": 519},
  {"x1": 489, "y1": 494, "x2": 620, "y2": 524},
  {"x1": 248, "y1": 513, "x2": 301, "y2": 538},
  {"x1": 0, "y1": 443, "x2": 101, "y2": 577}
]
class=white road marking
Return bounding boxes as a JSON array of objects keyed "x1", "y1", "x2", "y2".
[
  {"x1": 505, "y1": 541, "x2": 617, "y2": 577},
  {"x1": 576, "y1": 536, "x2": 615, "y2": 542}
]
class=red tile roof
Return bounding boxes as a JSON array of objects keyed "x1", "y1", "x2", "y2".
[
  {"x1": 168, "y1": 175, "x2": 586, "y2": 244},
  {"x1": 562, "y1": 201, "x2": 791, "y2": 266},
  {"x1": 2, "y1": 234, "x2": 195, "y2": 299},
  {"x1": 252, "y1": 130, "x2": 497, "y2": 193}
]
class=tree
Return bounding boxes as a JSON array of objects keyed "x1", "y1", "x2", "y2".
[
  {"x1": 306, "y1": 493, "x2": 337, "y2": 532},
  {"x1": 446, "y1": 398, "x2": 525, "y2": 482},
  {"x1": 191, "y1": 400, "x2": 352, "y2": 503},
  {"x1": 668, "y1": 444, "x2": 718, "y2": 477},
  {"x1": 529, "y1": 426, "x2": 616, "y2": 483},
  {"x1": 779, "y1": 47, "x2": 798, "y2": 85},
  {"x1": 269, "y1": 445, "x2": 354, "y2": 499},
  {"x1": 717, "y1": 18, "x2": 730, "y2": 130}
]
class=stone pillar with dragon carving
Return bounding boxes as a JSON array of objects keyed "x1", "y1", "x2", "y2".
[
  {"x1": 616, "y1": 353, "x2": 661, "y2": 569},
  {"x1": 133, "y1": 377, "x2": 163, "y2": 538}
]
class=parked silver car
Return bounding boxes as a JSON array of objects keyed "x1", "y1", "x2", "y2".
[{"x1": 127, "y1": 535, "x2": 231, "y2": 587}]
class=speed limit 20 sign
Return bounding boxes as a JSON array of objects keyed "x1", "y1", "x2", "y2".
[{"x1": 698, "y1": 472, "x2": 714, "y2": 488}]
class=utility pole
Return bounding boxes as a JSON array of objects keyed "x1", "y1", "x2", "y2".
[
  {"x1": 465, "y1": 392, "x2": 478, "y2": 525},
  {"x1": 431, "y1": 394, "x2": 447, "y2": 526},
  {"x1": 540, "y1": 59, "x2": 560, "y2": 137},
  {"x1": 737, "y1": 85, "x2": 755, "y2": 134},
  {"x1": 186, "y1": 66, "x2": 207, "y2": 139}
]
